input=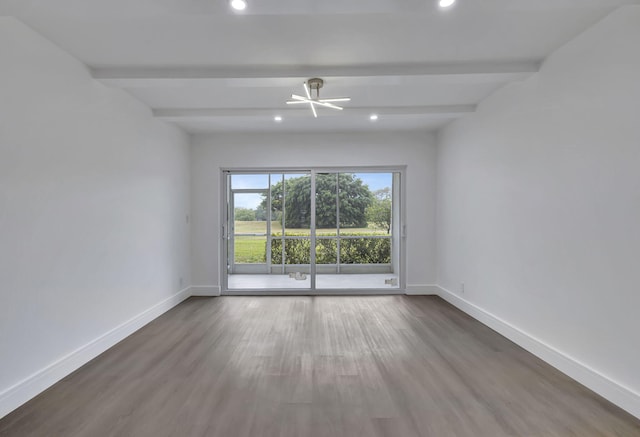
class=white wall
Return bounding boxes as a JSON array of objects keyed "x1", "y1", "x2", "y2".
[
  {"x1": 191, "y1": 131, "x2": 437, "y2": 293},
  {"x1": 436, "y1": 6, "x2": 640, "y2": 416},
  {"x1": 0, "y1": 18, "x2": 191, "y2": 416}
]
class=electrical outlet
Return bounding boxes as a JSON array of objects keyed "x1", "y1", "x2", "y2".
[{"x1": 460, "y1": 282, "x2": 465, "y2": 294}]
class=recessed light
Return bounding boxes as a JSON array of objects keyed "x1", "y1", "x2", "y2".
[
  {"x1": 370, "y1": 114, "x2": 379, "y2": 121},
  {"x1": 439, "y1": 0, "x2": 456, "y2": 8},
  {"x1": 274, "y1": 116, "x2": 282, "y2": 122},
  {"x1": 230, "y1": 0, "x2": 247, "y2": 11}
]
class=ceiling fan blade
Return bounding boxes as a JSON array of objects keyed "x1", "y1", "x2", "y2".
[
  {"x1": 286, "y1": 100, "x2": 310, "y2": 104},
  {"x1": 318, "y1": 97, "x2": 351, "y2": 103},
  {"x1": 304, "y1": 82, "x2": 312, "y2": 100},
  {"x1": 291, "y1": 94, "x2": 307, "y2": 101},
  {"x1": 310, "y1": 102, "x2": 318, "y2": 118},
  {"x1": 314, "y1": 101, "x2": 344, "y2": 110}
]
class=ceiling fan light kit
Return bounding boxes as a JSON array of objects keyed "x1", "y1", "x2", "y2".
[{"x1": 286, "y1": 78, "x2": 351, "y2": 118}]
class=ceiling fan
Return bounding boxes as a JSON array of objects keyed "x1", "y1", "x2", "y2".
[{"x1": 286, "y1": 78, "x2": 351, "y2": 118}]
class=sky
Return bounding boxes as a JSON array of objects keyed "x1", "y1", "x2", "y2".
[{"x1": 231, "y1": 173, "x2": 393, "y2": 210}]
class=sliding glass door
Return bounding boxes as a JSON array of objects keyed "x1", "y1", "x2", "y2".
[
  {"x1": 314, "y1": 172, "x2": 396, "y2": 289},
  {"x1": 223, "y1": 168, "x2": 402, "y2": 292},
  {"x1": 226, "y1": 172, "x2": 311, "y2": 290}
]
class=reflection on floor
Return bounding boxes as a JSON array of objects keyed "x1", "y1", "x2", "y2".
[{"x1": 228, "y1": 273, "x2": 400, "y2": 290}]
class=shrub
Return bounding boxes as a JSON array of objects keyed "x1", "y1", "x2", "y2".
[{"x1": 269, "y1": 233, "x2": 390, "y2": 264}]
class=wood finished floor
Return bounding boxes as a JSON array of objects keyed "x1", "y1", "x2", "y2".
[{"x1": 1, "y1": 296, "x2": 639, "y2": 437}]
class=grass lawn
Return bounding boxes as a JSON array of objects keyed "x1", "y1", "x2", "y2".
[
  {"x1": 233, "y1": 221, "x2": 390, "y2": 264},
  {"x1": 234, "y1": 236, "x2": 267, "y2": 264}
]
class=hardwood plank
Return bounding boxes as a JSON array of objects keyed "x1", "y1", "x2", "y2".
[{"x1": 1, "y1": 296, "x2": 639, "y2": 436}]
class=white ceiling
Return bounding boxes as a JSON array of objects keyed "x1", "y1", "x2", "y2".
[{"x1": 2, "y1": 0, "x2": 638, "y2": 133}]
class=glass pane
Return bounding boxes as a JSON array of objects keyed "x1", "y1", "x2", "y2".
[
  {"x1": 315, "y1": 173, "x2": 338, "y2": 236},
  {"x1": 270, "y1": 237, "x2": 284, "y2": 265},
  {"x1": 234, "y1": 193, "x2": 267, "y2": 235},
  {"x1": 234, "y1": 236, "x2": 267, "y2": 264},
  {"x1": 231, "y1": 174, "x2": 269, "y2": 189},
  {"x1": 339, "y1": 238, "x2": 391, "y2": 264},
  {"x1": 282, "y1": 174, "x2": 311, "y2": 235},
  {"x1": 270, "y1": 174, "x2": 284, "y2": 236},
  {"x1": 284, "y1": 238, "x2": 310, "y2": 265},
  {"x1": 315, "y1": 238, "x2": 337, "y2": 264},
  {"x1": 340, "y1": 173, "x2": 392, "y2": 234}
]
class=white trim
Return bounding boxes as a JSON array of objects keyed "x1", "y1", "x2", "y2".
[
  {"x1": 405, "y1": 284, "x2": 439, "y2": 295},
  {"x1": 92, "y1": 61, "x2": 540, "y2": 82},
  {"x1": 0, "y1": 287, "x2": 192, "y2": 419},
  {"x1": 190, "y1": 285, "x2": 221, "y2": 297},
  {"x1": 436, "y1": 285, "x2": 640, "y2": 420},
  {"x1": 220, "y1": 170, "x2": 229, "y2": 293},
  {"x1": 154, "y1": 105, "x2": 476, "y2": 119}
]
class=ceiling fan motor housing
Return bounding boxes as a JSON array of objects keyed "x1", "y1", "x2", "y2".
[{"x1": 307, "y1": 78, "x2": 324, "y2": 92}]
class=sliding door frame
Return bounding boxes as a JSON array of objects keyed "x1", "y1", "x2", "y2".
[{"x1": 220, "y1": 166, "x2": 407, "y2": 295}]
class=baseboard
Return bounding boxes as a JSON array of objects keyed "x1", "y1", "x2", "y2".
[
  {"x1": 0, "y1": 287, "x2": 191, "y2": 419},
  {"x1": 224, "y1": 290, "x2": 404, "y2": 296},
  {"x1": 190, "y1": 285, "x2": 221, "y2": 297},
  {"x1": 436, "y1": 285, "x2": 640, "y2": 420},
  {"x1": 405, "y1": 284, "x2": 439, "y2": 295}
]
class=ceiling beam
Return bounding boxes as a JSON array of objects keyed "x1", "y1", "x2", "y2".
[
  {"x1": 92, "y1": 61, "x2": 540, "y2": 86},
  {"x1": 153, "y1": 105, "x2": 476, "y2": 119}
]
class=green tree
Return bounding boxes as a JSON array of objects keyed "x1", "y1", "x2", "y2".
[
  {"x1": 366, "y1": 187, "x2": 392, "y2": 233},
  {"x1": 254, "y1": 204, "x2": 267, "y2": 221},
  {"x1": 234, "y1": 207, "x2": 256, "y2": 221},
  {"x1": 265, "y1": 174, "x2": 373, "y2": 228}
]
